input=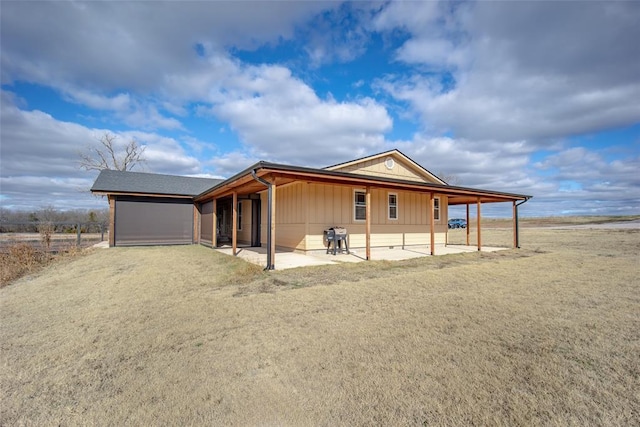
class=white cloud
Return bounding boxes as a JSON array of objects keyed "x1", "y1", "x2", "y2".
[
  {"x1": 383, "y1": 73, "x2": 640, "y2": 143},
  {"x1": 125, "y1": 133, "x2": 202, "y2": 175},
  {"x1": 207, "y1": 151, "x2": 261, "y2": 178},
  {"x1": 172, "y1": 59, "x2": 394, "y2": 166},
  {"x1": 62, "y1": 89, "x2": 131, "y2": 112},
  {"x1": 0, "y1": 175, "x2": 103, "y2": 211},
  {"x1": 123, "y1": 104, "x2": 183, "y2": 131},
  {"x1": 213, "y1": 93, "x2": 391, "y2": 166},
  {"x1": 525, "y1": 147, "x2": 640, "y2": 216},
  {"x1": 534, "y1": 147, "x2": 640, "y2": 189},
  {"x1": 395, "y1": 136, "x2": 535, "y2": 192},
  {"x1": 372, "y1": 1, "x2": 471, "y2": 69},
  {"x1": 0, "y1": 93, "x2": 96, "y2": 178},
  {"x1": 300, "y1": 2, "x2": 374, "y2": 67},
  {"x1": 372, "y1": 1, "x2": 441, "y2": 34},
  {"x1": 0, "y1": 1, "x2": 335, "y2": 91},
  {"x1": 373, "y1": 1, "x2": 640, "y2": 144},
  {"x1": 0, "y1": 1, "x2": 341, "y2": 131},
  {"x1": 56, "y1": 86, "x2": 184, "y2": 131},
  {"x1": 394, "y1": 135, "x2": 639, "y2": 217},
  {"x1": 0, "y1": 92, "x2": 206, "y2": 209}
]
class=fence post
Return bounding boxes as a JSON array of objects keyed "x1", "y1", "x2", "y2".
[
  {"x1": 100, "y1": 223, "x2": 105, "y2": 241},
  {"x1": 76, "y1": 223, "x2": 81, "y2": 247}
]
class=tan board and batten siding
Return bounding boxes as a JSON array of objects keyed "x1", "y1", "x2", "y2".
[
  {"x1": 328, "y1": 154, "x2": 439, "y2": 183},
  {"x1": 260, "y1": 153, "x2": 448, "y2": 252}
]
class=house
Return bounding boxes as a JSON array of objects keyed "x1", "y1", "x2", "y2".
[{"x1": 91, "y1": 149, "x2": 531, "y2": 269}]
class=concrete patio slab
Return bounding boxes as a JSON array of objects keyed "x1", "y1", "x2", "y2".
[{"x1": 215, "y1": 244, "x2": 508, "y2": 270}]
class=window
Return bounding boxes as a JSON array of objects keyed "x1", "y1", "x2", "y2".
[
  {"x1": 434, "y1": 197, "x2": 440, "y2": 221},
  {"x1": 237, "y1": 201, "x2": 242, "y2": 230},
  {"x1": 354, "y1": 190, "x2": 366, "y2": 221},
  {"x1": 388, "y1": 193, "x2": 398, "y2": 220},
  {"x1": 384, "y1": 157, "x2": 395, "y2": 170}
]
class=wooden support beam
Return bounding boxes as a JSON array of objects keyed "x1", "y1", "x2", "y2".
[
  {"x1": 212, "y1": 198, "x2": 217, "y2": 247},
  {"x1": 466, "y1": 203, "x2": 470, "y2": 246},
  {"x1": 193, "y1": 205, "x2": 199, "y2": 244},
  {"x1": 365, "y1": 186, "x2": 371, "y2": 260},
  {"x1": 477, "y1": 197, "x2": 482, "y2": 251},
  {"x1": 108, "y1": 196, "x2": 115, "y2": 247},
  {"x1": 304, "y1": 182, "x2": 309, "y2": 250},
  {"x1": 232, "y1": 192, "x2": 237, "y2": 256},
  {"x1": 270, "y1": 184, "x2": 277, "y2": 268},
  {"x1": 429, "y1": 192, "x2": 435, "y2": 255},
  {"x1": 513, "y1": 201, "x2": 517, "y2": 249}
]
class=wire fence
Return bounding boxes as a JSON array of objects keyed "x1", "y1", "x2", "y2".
[{"x1": 0, "y1": 221, "x2": 108, "y2": 252}]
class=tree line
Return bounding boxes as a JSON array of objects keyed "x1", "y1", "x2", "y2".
[
  {"x1": 1, "y1": 132, "x2": 145, "y2": 234},
  {"x1": 0, "y1": 206, "x2": 109, "y2": 233}
]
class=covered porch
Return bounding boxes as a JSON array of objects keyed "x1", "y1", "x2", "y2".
[{"x1": 195, "y1": 161, "x2": 530, "y2": 270}]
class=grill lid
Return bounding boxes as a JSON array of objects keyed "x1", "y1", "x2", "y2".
[{"x1": 325, "y1": 226, "x2": 347, "y2": 236}]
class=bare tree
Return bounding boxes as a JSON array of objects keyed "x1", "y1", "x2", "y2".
[{"x1": 79, "y1": 132, "x2": 146, "y2": 171}]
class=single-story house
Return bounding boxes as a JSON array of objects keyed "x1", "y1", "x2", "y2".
[{"x1": 91, "y1": 149, "x2": 531, "y2": 269}]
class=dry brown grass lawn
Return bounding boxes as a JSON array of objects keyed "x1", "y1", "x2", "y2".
[
  {"x1": 466, "y1": 214, "x2": 640, "y2": 229},
  {"x1": 1, "y1": 226, "x2": 639, "y2": 425}
]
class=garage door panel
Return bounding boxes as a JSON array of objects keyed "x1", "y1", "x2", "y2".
[{"x1": 115, "y1": 197, "x2": 193, "y2": 246}]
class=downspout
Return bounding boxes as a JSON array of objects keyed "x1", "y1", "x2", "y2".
[
  {"x1": 514, "y1": 197, "x2": 531, "y2": 248},
  {"x1": 251, "y1": 169, "x2": 275, "y2": 270}
]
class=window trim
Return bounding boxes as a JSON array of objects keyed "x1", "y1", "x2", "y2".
[
  {"x1": 433, "y1": 196, "x2": 440, "y2": 221},
  {"x1": 388, "y1": 192, "x2": 398, "y2": 220},
  {"x1": 354, "y1": 189, "x2": 366, "y2": 222},
  {"x1": 237, "y1": 201, "x2": 243, "y2": 230}
]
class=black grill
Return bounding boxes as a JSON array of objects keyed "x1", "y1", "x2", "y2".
[{"x1": 324, "y1": 227, "x2": 349, "y2": 255}]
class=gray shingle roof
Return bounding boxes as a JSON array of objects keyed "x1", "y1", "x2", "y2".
[{"x1": 90, "y1": 169, "x2": 222, "y2": 197}]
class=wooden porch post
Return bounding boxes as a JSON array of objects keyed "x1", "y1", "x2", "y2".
[
  {"x1": 365, "y1": 186, "x2": 371, "y2": 260},
  {"x1": 212, "y1": 198, "x2": 217, "y2": 247},
  {"x1": 193, "y1": 205, "x2": 199, "y2": 244},
  {"x1": 476, "y1": 197, "x2": 482, "y2": 251},
  {"x1": 108, "y1": 195, "x2": 115, "y2": 247},
  {"x1": 232, "y1": 192, "x2": 238, "y2": 256},
  {"x1": 466, "y1": 203, "x2": 470, "y2": 246},
  {"x1": 270, "y1": 184, "x2": 277, "y2": 268},
  {"x1": 429, "y1": 192, "x2": 435, "y2": 255},
  {"x1": 513, "y1": 201, "x2": 517, "y2": 249}
]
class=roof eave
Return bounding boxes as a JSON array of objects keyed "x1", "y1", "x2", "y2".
[
  {"x1": 90, "y1": 189, "x2": 196, "y2": 199},
  {"x1": 196, "y1": 161, "x2": 531, "y2": 202}
]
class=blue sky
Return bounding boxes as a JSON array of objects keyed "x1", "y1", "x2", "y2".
[{"x1": 1, "y1": 1, "x2": 639, "y2": 217}]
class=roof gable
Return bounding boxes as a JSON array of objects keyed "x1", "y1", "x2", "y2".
[
  {"x1": 90, "y1": 169, "x2": 222, "y2": 197},
  {"x1": 324, "y1": 150, "x2": 446, "y2": 184}
]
